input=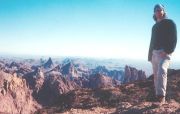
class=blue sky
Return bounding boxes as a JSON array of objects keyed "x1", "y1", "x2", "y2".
[{"x1": 0, "y1": 0, "x2": 180, "y2": 61}]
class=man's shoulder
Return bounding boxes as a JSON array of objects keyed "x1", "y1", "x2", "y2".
[{"x1": 162, "y1": 19, "x2": 176, "y2": 26}]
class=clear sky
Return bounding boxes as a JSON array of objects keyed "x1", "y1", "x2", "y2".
[{"x1": 0, "y1": 0, "x2": 180, "y2": 61}]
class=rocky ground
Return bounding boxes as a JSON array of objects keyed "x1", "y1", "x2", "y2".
[{"x1": 36, "y1": 70, "x2": 180, "y2": 114}]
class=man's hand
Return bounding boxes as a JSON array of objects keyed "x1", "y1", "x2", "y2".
[{"x1": 160, "y1": 51, "x2": 167, "y2": 58}]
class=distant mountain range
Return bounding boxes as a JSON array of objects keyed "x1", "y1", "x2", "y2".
[
  {"x1": 0, "y1": 57, "x2": 180, "y2": 113},
  {"x1": 0, "y1": 57, "x2": 147, "y2": 83}
]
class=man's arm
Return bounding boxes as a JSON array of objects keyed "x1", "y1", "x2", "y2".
[
  {"x1": 148, "y1": 27, "x2": 155, "y2": 62},
  {"x1": 164, "y1": 20, "x2": 177, "y2": 54}
]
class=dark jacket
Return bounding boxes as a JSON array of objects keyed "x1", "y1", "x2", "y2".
[{"x1": 148, "y1": 19, "x2": 177, "y2": 61}]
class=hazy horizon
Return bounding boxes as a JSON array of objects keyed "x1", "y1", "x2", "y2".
[{"x1": 1, "y1": 53, "x2": 180, "y2": 76}]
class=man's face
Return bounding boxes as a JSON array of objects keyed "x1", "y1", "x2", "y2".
[{"x1": 155, "y1": 8, "x2": 165, "y2": 20}]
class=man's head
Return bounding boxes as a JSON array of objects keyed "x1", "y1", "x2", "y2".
[{"x1": 153, "y1": 4, "x2": 167, "y2": 22}]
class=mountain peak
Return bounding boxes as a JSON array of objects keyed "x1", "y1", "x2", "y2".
[
  {"x1": 43, "y1": 57, "x2": 53, "y2": 69},
  {"x1": 61, "y1": 62, "x2": 78, "y2": 78}
]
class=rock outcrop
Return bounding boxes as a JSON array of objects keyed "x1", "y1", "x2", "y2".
[
  {"x1": 0, "y1": 70, "x2": 40, "y2": 114},
  {"x1": 88, "y1": 73, "x2": 121, "y2": 89},
  {"x1": 43, "y1": 57, "x2": 54, "y2": 69},
  {"x1": 92, "y1": 66, "x2": 124, "y2": 81},
  {"x1": 24, "y1": 69, "x2": 77, "y2": 106},
  {"x1": 124, "y1": 65, "x2": 146, "y2": 83},
  {"x1": 34, "y1": 73, "x2": 77, "y2": 106},
  {"x1": 61, "y1": 62, "x2": 79, "y2": 78}
]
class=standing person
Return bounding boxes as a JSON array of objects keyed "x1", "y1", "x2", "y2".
[{"x1": 148, "y1": 4, "x2": 177, "y2": 105}]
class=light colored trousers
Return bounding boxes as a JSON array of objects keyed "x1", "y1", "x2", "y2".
[{"x1": 151, "y1": 49, "x2": 171, "y2": 96}]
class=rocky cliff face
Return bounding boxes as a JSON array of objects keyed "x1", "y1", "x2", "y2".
[{"x1": 0, "y1": 71, "x2": 40, "y2": 114}]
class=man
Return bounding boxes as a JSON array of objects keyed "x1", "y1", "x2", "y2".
[{"x1": 148, "y1": 4, "x2": 177, "y2": 105}]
